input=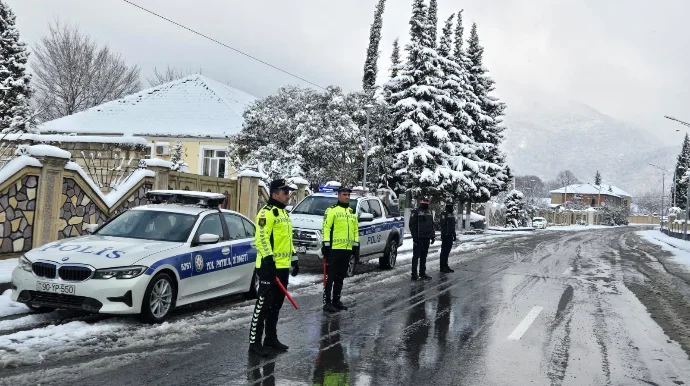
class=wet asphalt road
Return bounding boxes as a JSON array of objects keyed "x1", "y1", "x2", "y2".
[{"x1": 3, "y1": 227, "x2": 690, "y2": 385}]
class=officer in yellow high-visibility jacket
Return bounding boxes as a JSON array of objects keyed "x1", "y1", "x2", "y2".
[
  {"x1": 248, "y1": 179, "x2": 298, "y2": 357},
  {"x1": 321, "y1": 186, "x2": 359, "y2": 313}
]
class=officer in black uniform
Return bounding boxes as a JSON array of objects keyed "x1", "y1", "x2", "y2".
[
  {"x1": 409, "y1": 196, "x2": 435, "y2": 281},
  {"x1": 439, "y1": 203, "x2": 456, "y2": 273}
]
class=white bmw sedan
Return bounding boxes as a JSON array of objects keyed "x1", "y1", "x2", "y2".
[{"x1": 10, "y1": 191, "x2": 258, "y2": 323}]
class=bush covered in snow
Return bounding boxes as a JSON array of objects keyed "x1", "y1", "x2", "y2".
[{"x1": 504, "y1": 190, "x2": 526, "y2": 228}]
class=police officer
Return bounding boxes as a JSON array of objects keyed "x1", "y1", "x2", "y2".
[
  {"x1": 321, "y1": 186, "x2": 359, "y2": 313},
  {"x1": 439, "y1": 203, "x2": 456, "y2": 273},
  {"x1": 409, "y1": 196, "x2": 435, "y2": 281},
  {"x1": 248, "y1": 179, "x2": 299, "y2": 357}
]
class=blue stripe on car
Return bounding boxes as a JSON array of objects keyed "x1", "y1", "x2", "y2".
[{"x1": 145, "y1": 240, "x2": 257, "y2": 279}]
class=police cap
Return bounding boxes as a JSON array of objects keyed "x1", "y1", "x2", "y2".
[
  {"x1": 337, "y1": 186, "x2": 353, "y2": 193},
  {"x1": 269, "y1": 179, "x2": 297, "y2": 191}
]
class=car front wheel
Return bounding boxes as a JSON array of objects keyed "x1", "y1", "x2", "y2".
[{"x1": 140, "y1": 272, "x2": 175, "y2": 324}]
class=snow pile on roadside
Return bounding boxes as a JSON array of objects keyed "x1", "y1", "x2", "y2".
[
  {"x1": 638, "y1": 230, "x2": 690, "y2": 268},
  {"x1": 0, "y1": 289, "x2": 29, "y2": 318},
  {"x1": 0, "y1": 258, "x2": 17, "y2": 283}
]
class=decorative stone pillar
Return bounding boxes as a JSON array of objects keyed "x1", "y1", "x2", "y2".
[
  {"x1": 33, "y1": 155, "x2": 69, "y2": 248},
  {"x1": 148, "y1": 165, "x2": 170, "y2": 191},
  {"x1": 237, "y1": 172, "x2": 260, "y2": 220}
]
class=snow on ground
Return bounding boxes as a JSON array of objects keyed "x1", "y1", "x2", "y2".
[
  {"x1": 0, "y1": 290, "x2": 29, "y2": 318},
  {"x1": 546, "y1": 224, "x2": 616, "y2": 231},
  {"x1": 0, "y1": 258, "x2": 16, "y2": 283},
  {"x1": 639, "y1": 230, "x2": 690, "y2": 268}
]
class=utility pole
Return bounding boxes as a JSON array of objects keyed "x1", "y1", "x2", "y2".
[{"x1": 362, "y1": 105, "x2": 372, "y2": 191}]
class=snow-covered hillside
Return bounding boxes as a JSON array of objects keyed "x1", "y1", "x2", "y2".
[{"x1": 501, "y1": 96, "x2": 677, "y2": 196}]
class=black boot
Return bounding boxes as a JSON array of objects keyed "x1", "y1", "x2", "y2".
[
  {"x1": 263, "y1": 337, "x2": 289, "y2": 351},
  {"x1": 333, "y1": 300, "x2": 349, "y2": 310},
  {"x1": 411, "y1": 273, "x2": 418, "y2": 281},
  {"x1": 323, "y1": 302, "x2": 338, "y2": 313},
  {"x1": 445, "y1": 266, "x2": 455, "y2": 273},
  {"x1": 249, "y1": 342, "x2": 269, "y2": 357},
  {"x1": 420, "y1": 273, "x2": 432, "y2": 280}
]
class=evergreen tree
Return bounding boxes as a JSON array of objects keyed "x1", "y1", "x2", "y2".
[
  {"x1": 674, "y1": 133, "x2": 690, "y2": 209},
  {"x1": 384, "y1": 0, "x2": 479, "y2": 199},
  {"x1": 595, "y1": 170, "x2": 602, "y2": 186},
  {"x1": 389, "y1": 38, "x2": 401, "y2": 79},
  {"x1": 437, "y1": 13, "x2": 491, "y2": 201},
  {"x1": 466, "y1": 22, "x2": 510, "y2": 201},
  {"x1": 505, "y1": 190, "x2": 525, "y2": 228},
  {"x1": 0, "y1": 1, "x2": 34, "y2": 134},
  {"x1": 169, "y1": 140, "x2": 188, "y2": 172},
  {"x1": 362, "y1": 0, "x2": 387, "y2": 91},
  {"x1": 427, "y1": 0, "x2": 438, "y2": 48}
]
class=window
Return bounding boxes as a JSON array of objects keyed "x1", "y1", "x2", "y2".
[
  {"x1": 201, "y1": 149, "x2": 227, "y2": 178},
  {"x1": 97, "y1": 210, "x2": 196, "y2": 242},
  {"x1": 223, "y1": 214, "x2": 247, "y2": 241},
  {"x1": 144, "y1": 144, "x2": 153, "y2": 159},
  {"x1": 196, "y1": 214, "x2": 224, "y2": 240},
  {"x1": 358, "y1": 200, "x2": 371, "y2": 215},
  {"x1": 368, "y1": 200, "x2": 383, "y2": 218},
  {"x1": 241, "y1": 218, "x2": 255, "y2": 238}
]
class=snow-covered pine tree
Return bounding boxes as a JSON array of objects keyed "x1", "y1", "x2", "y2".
[
  {"x1": 427, "y1": 0, "x2": 438, "y2": 48},
  {"x1": 389, "y1": 38, "x2": 401, "y2": 79},
  {"x1": 437, "y1": 13, "x2": 491, "y2": 202},
  {"x1": 466, "y1": 22, "x2": 510, "y2": 201},
  {"x1": 362, "y1": 0, "x2": 387, "y2": 92},
  {"x1": 169, "y1": 140, "x2": 188, "y2": 172},
  {"x1": 504, "y1": 189, "x2": 525, "y2": 228},
  {"x1": 595, "y1": 170, "x2": 602, "y2": 186},
  {"x1": 674, "y1": 133, "x2": 690, "y2": 209},
  {"x1": 0, "y1": 1, "x2": 34, "y2": 134}
]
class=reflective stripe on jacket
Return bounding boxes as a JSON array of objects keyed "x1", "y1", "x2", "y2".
[
  {"x1": 255, "y1": 205, "x2": 296, "y2": 269},
  {"x1": 322, "y1": 204, "x2": 359, "y2": 250}
]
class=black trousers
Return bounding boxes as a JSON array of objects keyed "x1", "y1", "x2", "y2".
[
  {"x1": 324, "y1": 249, "x2": 350, "y2": 304},
  {"x1": 412, "y1": 238, "x2": 430, "y2": 276},
  {"x1": 249, "y1": 267, "x2": 289, "y2": 344},
  {"x1": 440, "y1": 235, "x2": 454, "y2": 268}
]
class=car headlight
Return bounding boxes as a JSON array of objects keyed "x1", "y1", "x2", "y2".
[
  {"x1": 93, "y1": 266, "x2": 147, "y2": 280},
  {"x1": 18, "y1": 255, "x2": 32, "y2": 272}
]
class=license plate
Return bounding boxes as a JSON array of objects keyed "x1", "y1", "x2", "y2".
[
  {"x1": 36, "y1": 281, "x2": 76, "y2": 295},
  {"x1": 296, "y1": 246, "x2": 307, "y2": 253}
]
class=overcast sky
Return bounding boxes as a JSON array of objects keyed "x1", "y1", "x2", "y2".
[{"x1": 8, "y1": 0, "x2": 690, "y2": 146}]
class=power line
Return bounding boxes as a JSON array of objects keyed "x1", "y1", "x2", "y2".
[{"x1": 121, "y1": 0, "x2": 327, "y2": 90}]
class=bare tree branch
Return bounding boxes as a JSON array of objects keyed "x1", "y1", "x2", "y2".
[
  {"x1": 30, "y1": 19, "x2": 141, "y2": 123},
  {"x1": 146, "y1": 65, "x2": 202, "y2": 87}
]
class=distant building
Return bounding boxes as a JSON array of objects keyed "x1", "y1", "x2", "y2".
[
  {"x1": 550, "y1": 184, "x2": 632, "y2": 209},
  {"x1": 38, "y1": 74, "x2": 257, "y2": 179}
]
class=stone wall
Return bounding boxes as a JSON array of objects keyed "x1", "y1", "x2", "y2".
[{"x1": 0, "y1": 175, "x2": 38, "y2": 253}]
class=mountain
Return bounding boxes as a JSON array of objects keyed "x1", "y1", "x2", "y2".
[{"x1": 501, "y1": 97, "x2": 677, "y2": 196}]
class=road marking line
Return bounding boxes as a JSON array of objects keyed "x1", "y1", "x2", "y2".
[
  {"x1": 508, "y1": 306, "x2": 544, "y2": 340},
  {"x1": 562, "y1": 267, "x2": 572, "y2": 275}
]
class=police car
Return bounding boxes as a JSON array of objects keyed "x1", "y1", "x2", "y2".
[
  {"x1": 289, "y1": 183, "x2": 405, "y2": 276},
  {"x1": 10, "y1": 190, "x2": 257, "y2": 323}
]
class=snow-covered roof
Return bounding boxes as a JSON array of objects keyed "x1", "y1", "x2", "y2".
[
  {"x1": 1, "y1": 133, "x2": 148, "y2": 146},
  {"x1": 38, "y1": 74, "x2": 257, "y2": 138},
  {"x1": 549, "y1": 184, "x2": 631, "y2": 198}
]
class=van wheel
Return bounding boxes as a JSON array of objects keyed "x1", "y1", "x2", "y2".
[
  {"x1": 139, "y1": 272, "x2": 176, "y2": 324},
  {"x1": 379, "y1": 238, "x2": 398, "y2": 269}
]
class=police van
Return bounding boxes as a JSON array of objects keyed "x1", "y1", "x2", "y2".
[
  {"x1": 289, "y1": 183, "x2": 405, "y2": 276},
  {"x1": 10, "y1": 190, "x2": 258, "y2": 323}
]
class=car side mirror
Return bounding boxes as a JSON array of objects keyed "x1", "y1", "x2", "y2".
[
  {"x1": 286, "y1": 205, "x2": 293, "y2": 213},
  {"x1": 84, "y1": 223, "x2": 99, "y2": 234},
  {"x1": 359, "y1": 213, "x2": 374, "y2": 222},
  {"x1": 198, "y1": 233, "x2": 220, "y2": 245}
]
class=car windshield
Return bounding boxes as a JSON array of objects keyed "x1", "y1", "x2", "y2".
[
  {"x1": 96, "y1": 210, "x2": 197, "y2": 242},
  {"x1": 291, "y1": 195, "x2": 357, "y2": 216}
]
